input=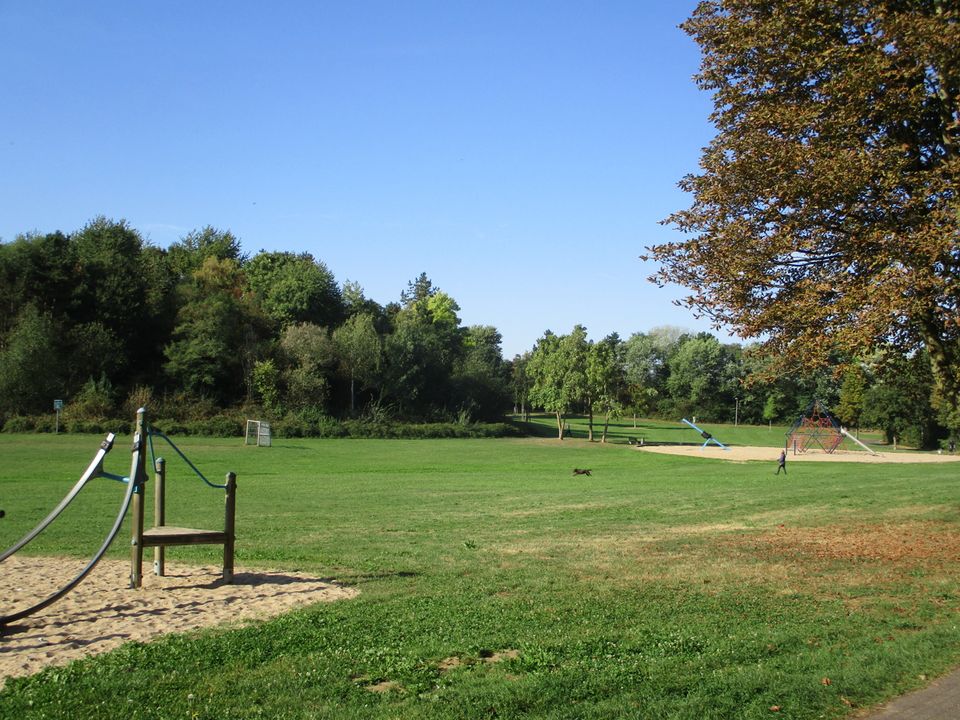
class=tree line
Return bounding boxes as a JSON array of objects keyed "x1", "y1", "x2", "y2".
[
  {"x1": 0, "y1": 218, "x2": 509, "y2": 427},
  {"x1": 1, "y1": 217, "x2": 949, "y2": 447},
  {"x1": 517, "y1": 325, "x2": 949, "y2": 449}
]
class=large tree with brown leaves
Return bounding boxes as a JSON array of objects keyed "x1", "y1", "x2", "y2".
[{"x1": 646, "y1": 0, "x2": 960, "y2": 429}]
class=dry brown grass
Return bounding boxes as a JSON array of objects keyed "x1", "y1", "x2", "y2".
[
  {"x1": 491, "y1": 518, "x2": 960, "y2": 610},
  {"x1": 740, "y1": 521, "x2": 960, "y2": 564}
]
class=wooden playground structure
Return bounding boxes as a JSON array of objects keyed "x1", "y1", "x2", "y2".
[
  {"x1": 130, "y1": 420, "x2": 237, "y2": 588},
  {"x1": 1, "y1": 408, "x2": 237, "y2": 626}
]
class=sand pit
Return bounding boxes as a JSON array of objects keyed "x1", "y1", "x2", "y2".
[
  {"x1": 637, "y1": 444, "x2": 960, "y2": 463},
  {"x1": 0, "y1": 556, "x2": 356, "y2": 687}
]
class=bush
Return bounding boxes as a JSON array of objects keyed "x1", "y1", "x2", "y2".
[
  {"x1": 32, "y1": 415, "x2": 59, "y2": 433},
  {"x1": 68, "y1": 374, "x2": 116, "y2": 420},
  {"x1": 151, "y1": 419, "x2": 189, "y2": 436},
  {"x1": 2, "y1": 415, "x2": 36, "y2": 433},
  {"x1": 153, "y1": 393, "x2": 219, "y2": 423},
  {"x1": 1, "y1": 414, "x2": 134, "y2": 434},
  {"x1": 123, "y1": 385, "x2": 155, "y2": 419},
  {"x1": 315, "y1": 415, "x2": 348, "y2": 438},
  {"x1": 63, "y1": 417, "x2": 126, "y2": 434},
  {"x1": 187, "y1": 415, "x2": 244, "y2": 438},
  {"x1": 272, "y1": 409, "x2": 348, "y2": 439},
  {"x1": 0, "y1": 410, "x2": 520, "y2": 439},
  {"x1": 330, "y1": 420, "x2": 518, "y2": 440},
  {"x1": 272, "y1": 417, "x2": 306, "y2": 438}
]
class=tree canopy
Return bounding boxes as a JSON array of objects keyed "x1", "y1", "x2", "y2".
[
  {"x1": 646, "y1": 0, "x2": 960, "y2": 429},
  {"x1": 0, "y1": 215, "x2": 953, "y2": 446},
  {"x1": 528, "y1": 326, "x2": 589, "y2": 439}
]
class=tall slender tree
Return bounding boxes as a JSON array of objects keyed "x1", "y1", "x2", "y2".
[
  {"x1": 587, "y1": 334, "x2": 625, "y2": 442},
  {"x1": 528, "y1": 326, "x2": 589, "y2": 439},
  {"x1": 333, "y1": 312, "x2": 382, "y2": 413}
]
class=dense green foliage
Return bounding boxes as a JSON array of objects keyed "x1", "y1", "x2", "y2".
[
  {"x1": 0, "y1": 224, "x2": 512, "y2": 427},
  {"x1": 523, "y1": 327, "x2": 949, "y2": 449},
  {"x1": 1, "y1": 432, "x2": 958, "y2": 718},
  {"x1": 1, "y1": 221, "x2": 951, "y2": 447}
]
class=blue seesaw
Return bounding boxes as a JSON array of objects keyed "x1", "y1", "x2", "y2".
[{"x1": 681, "y1": 418, "x2": 730, "y2": 450}]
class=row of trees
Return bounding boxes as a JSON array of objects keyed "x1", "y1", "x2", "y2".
[
  {"x1": 515, "y1": 325, "x2": 950, "y2": 448},
  {"x1": 0, "y1": 218, "x2": 951, "y2": 446},
  {"x1": 0, "y1": 218, "x2": 510, "y2": 424}
]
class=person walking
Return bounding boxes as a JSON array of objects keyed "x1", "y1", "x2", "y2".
[{"x1": 776, "y1": 449, "x2": 787, "y2": 475}]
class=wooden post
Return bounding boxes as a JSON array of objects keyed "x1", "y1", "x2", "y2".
[
  {"x1": 130, "y1": 478, "x2": 145, "y2": 588},
  {"x1": 222, "y1": 472, "x2": 237, "y2": 583},
  {"x1": 153, "y1": 457, "x2": 166, "y2": 577},
  {"x1": 129, "y1": 408, "x2": 148, "y2": 588}
]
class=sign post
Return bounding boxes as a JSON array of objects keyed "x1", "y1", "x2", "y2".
[{"x1": 54, "y1": 399, "x2": 63, "y2": 434}]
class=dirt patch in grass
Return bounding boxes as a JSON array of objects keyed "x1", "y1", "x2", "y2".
[
  {"x1": 740, "y1": 521, "x2": 960, "y2": 564},
  {"x1": 880, "y1": 504, "x2": 957, "y2": 521},
  {"x1": 437, "y1": 649, "x2": 520, "y2": 673},
  {"x1": 496, "y1": 521, "x2": 755, "y2": 556},
  {"x1": 365, "y1": 680, "x2": 404, "y2": 694},
  {"x1": 714, "y1": 521, "x2": 960, "y2": 609}
]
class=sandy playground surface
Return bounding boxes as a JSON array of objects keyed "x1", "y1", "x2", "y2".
[
  {"x1": 637, "y1": 444, "x2": 960, "y2": 464},
  {"x1": 0, "y1": 556, "x2": 356, "y2": 687}
]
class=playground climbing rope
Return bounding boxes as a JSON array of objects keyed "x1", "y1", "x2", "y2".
[
  {"x1": 0, "y1": 422, "x2": 147, "y2": 627},
  {"x1": 1, "y1": 408, "x2": 237, "y2": 628},
  {"x1": 1, "y1": 435, "x2": 121, "y2": 563}
]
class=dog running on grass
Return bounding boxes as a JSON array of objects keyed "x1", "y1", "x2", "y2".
[{"x1": 572, "y1": 468, "x2": 592, "y2": 477}]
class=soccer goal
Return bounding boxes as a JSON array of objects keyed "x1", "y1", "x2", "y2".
[{"x1": 244, "y1": 419, "x2": 272, "y2": 447}]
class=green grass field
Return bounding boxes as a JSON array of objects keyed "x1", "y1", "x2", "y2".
[{"x1": 1, "y1": 422, "x2": 958, "y2": 719}]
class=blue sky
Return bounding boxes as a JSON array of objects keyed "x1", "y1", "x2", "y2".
[{"x1": 0, "y1": 1, "x2": 728, "y2": 358}]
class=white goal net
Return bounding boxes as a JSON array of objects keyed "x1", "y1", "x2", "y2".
[{"x1": 245, "y1": 419, "x2": 272, "y2": 447}]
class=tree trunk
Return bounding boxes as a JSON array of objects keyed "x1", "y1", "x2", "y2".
[
  {"x1": 602, "y1": 412, "x2": 610, "y2": 443},
  {"x1": 555, "y1": 412, "x2": 564, "y2": 439},
  {"x1": 350, "y1": 372, "x2": 356, "y2": 413},
  {"x1": 587, "y1": 406, "x2": 594, "y2": 442},
  {"x1": 918, "y1": 315, "x2": 960, "y2": 432}
]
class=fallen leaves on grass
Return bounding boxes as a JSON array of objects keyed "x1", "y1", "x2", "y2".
[{"x1": 736, "y1": 521, "x2": 960, "y2": 564}]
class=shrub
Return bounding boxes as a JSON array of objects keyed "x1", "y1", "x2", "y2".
[
  {"x1": 32, "y1": 415, "x2": 59, "y2": 433},
  {"x1": 184, "y1": 415, "x2": 244, "y2": 437},
  {"x1": 154, "y1": 393, "x2": 219, "y2": 423},
  {"x1": 123, "y1": 385, "x2": 155, "y2": 419},
  {"x1": 273, "y1": 416, "x2": 310, "y2": 438},
  {"x1": 68, "y1": 374, "x2": 116, "y2": 420},
  {"x1": 315, "y1": 415, "x2": 348, "y2": 438},
  {"x1": 63, "y1": 417, "x2": 126, "y2": 434},
  {"x1": 151, "y1": 419, "x2": 189, "y2": 437},
  {"x1": 2, "y1": 415, "x2": 36, "y2": 433}
]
